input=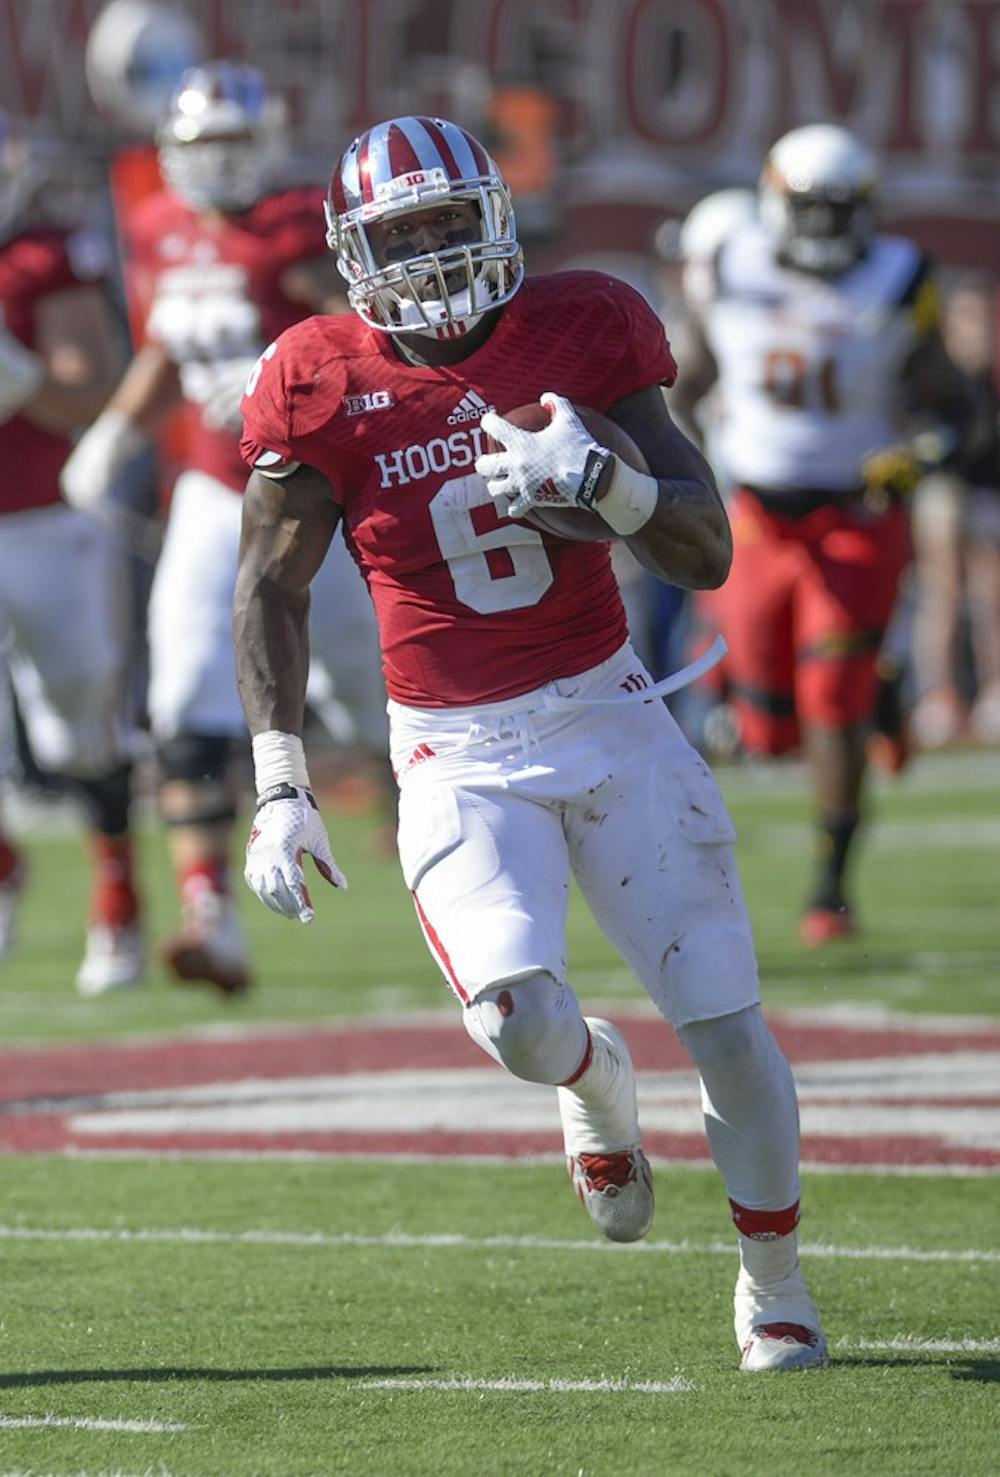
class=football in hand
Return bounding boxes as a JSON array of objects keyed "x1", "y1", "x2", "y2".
[{"x1": 485, "y1": 402, "x2": 650, "y2": 543}]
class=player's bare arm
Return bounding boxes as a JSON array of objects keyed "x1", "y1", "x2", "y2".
[
  {"x1": 106, "y1": 341, "x2": 184, "y2": 436},
  {"x1": 14, "y1": 285, "x2": 122, "y2": 435},
  {"x1": 606, "y1": 384, "x2": 732, "y2": 589},
  {"x1": 664, "y1": 313, "x2": 719, "y2": 447},
  {"x1": 279, "y1": 255, "x2": 346, "y2": 315},
  {"x1": 235, "y1": 462, "x2": 347, "y2": 924},
  {"x1": 902, "y1": 326, "x2": 977, "y2": 440},
  {"x1": 233, "y1": 463, "x2": 341, "y2": 738},
  {"x1": 59, "y1": 340, "x2": 184, "y2": 511}
]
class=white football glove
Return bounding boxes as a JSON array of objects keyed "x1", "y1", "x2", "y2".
[
  {"x1": 60, "y1": 408, "x2": 149, "y2": 511},
  {"x1": 475, "y1": 392, "x2": 612, "y2": 518},
  {"x1": 194, "y1": 356, "x2": 261, "y2": 433},
  {"x1": 244, "y1": 784, "x2": 348, "y2": 924},
  {"x1": 0, "y1": 321, "x2": 44, "y2": 424}
]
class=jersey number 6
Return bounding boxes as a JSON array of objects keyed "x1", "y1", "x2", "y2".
[{"x1": 429, "y1": 473, "x2": 554, "y2": 614}]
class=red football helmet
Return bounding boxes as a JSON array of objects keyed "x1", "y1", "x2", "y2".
[{"x1": 325, "y1": 115, "x2": 524, "y2": 335}]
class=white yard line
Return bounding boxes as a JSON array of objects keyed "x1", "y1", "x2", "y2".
[
  {"x1": 0, "y1": 1224, "x2": 995, "y2": 1263},
  {"x1": 838, "y1": 1336, "x2": 1000, "y2": 1354},
  {"x1": 357, "y1": 1375, "x2": 695, "y2": 1394},
  {"x1": 0, "y1": 1412, "x2": 191, "y2": 1432}
]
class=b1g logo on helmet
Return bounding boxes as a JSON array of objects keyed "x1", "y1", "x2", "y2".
[
  {"x1": 374, "y1": 167, "x2": 449, "y2": 201},
  {"x1": 343, "y1": 389, "x2": 395, "y2": 416}
]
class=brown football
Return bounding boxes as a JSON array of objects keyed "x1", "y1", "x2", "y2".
[{"x1": 485, "y1": 402, "x2": 651, "y2": 543}]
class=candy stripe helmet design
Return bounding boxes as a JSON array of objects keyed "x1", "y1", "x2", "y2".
[
  {"x1": 759, "y1": 123, "x2": 879, "y2": 275},
  {"x1": 158, "y1": 62, "x2": 287, "y2": 212},
  {"x1": 325, "y1": 115, "x2": 524, "y2": 334}
]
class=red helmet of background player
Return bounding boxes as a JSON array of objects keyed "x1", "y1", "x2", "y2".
[{"x1": 325, "y1": 115, "x2": 524, "y2": 336}]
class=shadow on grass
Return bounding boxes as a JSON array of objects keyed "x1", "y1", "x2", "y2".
[
  {"x1": 833, "y1": 1355, "x2": 1000, "y2": 1384},
  {"x1": 0, "y1": 1364, "x2": 434, "y2": 1388}
]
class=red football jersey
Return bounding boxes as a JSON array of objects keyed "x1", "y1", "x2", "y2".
[
  {"x1": 0, "y1": 227, "x2": 108, "y2": 516},
  {"x1": 241, "y1": 271, "x2": 677, "y2": 706},
  {"x1": 126, "y1": 186, "x2": 326, "y2": 492}
]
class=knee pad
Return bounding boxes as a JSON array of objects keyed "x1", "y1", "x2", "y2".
[
  {"x1": 463, "y1": 971, "x2": 588, "y2": 1085},
  {"x1": 157, "y1": 734, "x2": 237, "y2": 827},
  {"x1": 71, "y1": 763, "x2": 132, "y2": 837},
  {"x1": 157, "y1": 733, "x2": 234, "y2": 784}
]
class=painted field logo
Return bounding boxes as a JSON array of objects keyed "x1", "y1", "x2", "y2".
[{"x1": 1, "y1": 1010, "x2": 997, "y2": 1171}]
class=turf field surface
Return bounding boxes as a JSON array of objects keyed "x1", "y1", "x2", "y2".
[{"x1": 0, "y1": 748, "x2": 997, "y2": 1473}]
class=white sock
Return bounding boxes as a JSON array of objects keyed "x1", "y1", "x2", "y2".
[
  {"x1": 678, "y1": 1005, "x2": 800, "y2": 1210},
  {"x1": 556, "y1": 1017, "x2": 641, "y2": 1154}
]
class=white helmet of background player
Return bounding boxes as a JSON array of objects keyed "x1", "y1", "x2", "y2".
[
  {"x1": 157, "y1": 62, "x2": 287, "y2": 212},
  {"x1": 759, "y1": 123, "x2": 878, "y2": 274},
  {"x1": 325, "y1": 115, "x2": 524, "y2": 336}
]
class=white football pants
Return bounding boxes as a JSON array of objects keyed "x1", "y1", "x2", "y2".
[
  {"x1": 389, "y1": 641, "x2": 760, "y2": 1028},
  {"x1": 149, "y1": 471, "x2": 387, "y2": 749},
  {"x1": 0, "y1": 504, "x2": 132, "y2": 776}
]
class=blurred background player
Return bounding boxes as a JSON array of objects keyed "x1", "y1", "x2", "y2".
[
  {"x1": 60, "y1": 62, "x2": 372, "y2": 996},
  {"x1": 908, "y1": 276, "x2": 1000, "y2": 748},
  {"x1": 663, "y1": 187, "x2": 759, "y2": 751},
  {"x1": 671, "y1": 124, "x2": 974, "y2": 946},
  {"x1": 0, "y1": 109, "x2": 143, "y2": 992}
]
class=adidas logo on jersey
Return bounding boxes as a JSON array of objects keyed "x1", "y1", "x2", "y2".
[{"x1": 447, "y1": 390, "x2": 493, "y2": 425}]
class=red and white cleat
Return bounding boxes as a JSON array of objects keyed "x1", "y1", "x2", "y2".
[
  {"x1": 567, "y1": 1148, "x2": 654, "y2": 1244},
  {"x1": 162, "y1": 882, "x2": 251, "y2": 997},
  {"x1": 740, "y1": 1321, "x2": 829, "y2": 1372},
  {"x1": 558, "y1": 1018, "x2": 654, "y2": 1243},
  {"x1": 799, "y1": 904, "x2": 857, "y2": 947},
  {"x1": 735, "y1": 1258, "x2": 827, "y2": 1372}
]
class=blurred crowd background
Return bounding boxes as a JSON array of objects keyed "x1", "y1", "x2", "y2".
[{"x1": 4, "y1": 0, "x2": 1000, "y2": 771}]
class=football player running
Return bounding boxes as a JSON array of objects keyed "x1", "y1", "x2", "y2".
[
  {"x1": 60, "y1": 62, "x2": 368, "y2": 996},
  {"x1": 0, "y1": 110, "x2": 144, "y2": 993},
  {"x1": 671, "y1": 125, "x2": 974, "y2": 946},
  {"x1": 234, "y1": 115, "x2": 828, "y2": 1373}
]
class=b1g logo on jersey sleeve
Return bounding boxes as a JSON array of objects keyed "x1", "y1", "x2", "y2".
[{"x1": 343, "y1": 390, "x2": 395, "y2": 416}]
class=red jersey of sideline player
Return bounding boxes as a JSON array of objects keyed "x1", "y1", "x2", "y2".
[
  {"x1": 240, "y1": 271, "x2": 676, "y2": 706},
  {"x1": 0, "y1": 227, "x2": 107, "y2": 515},
  {"x1": 126, "y1": 185, "x2": 324, "y2": 493}
]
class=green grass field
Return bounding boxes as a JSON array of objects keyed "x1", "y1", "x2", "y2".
[{"x1": 1, "y1": 749, "x2": 998, "y2": 1475}]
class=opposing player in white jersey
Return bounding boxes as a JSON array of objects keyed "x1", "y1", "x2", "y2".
[
  {"x1": 672, "y1": 124, "x2": 972, "y2": 945},
  {"x1": 61, "y1": 62, "x2": 385, "y2": 995},
  {"x1": 0, "y1": 110, "x2": 145, "y2": 992},
  {"x1": 234, "y1": 113, "x2": 829, "y2": 1372}
]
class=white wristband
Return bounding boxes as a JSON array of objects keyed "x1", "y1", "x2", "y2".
[
  {"x1": 252, "y1": 730, "x2": 312, "y2": 795},
  {"x1": 596, "y1": 458, "x2": 659, "y2": 535},
  {"x1": 0, "y1": 326, "x2": 44, "y2": 421},
  {"x1": 59, "y1": 408, "x2": 150, "y2": 509}
]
